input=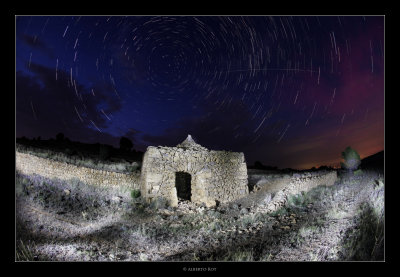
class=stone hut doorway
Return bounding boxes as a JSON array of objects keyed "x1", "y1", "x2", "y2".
[{"x1": 175, "y1": 172, "x2": 192, "y2": 201}]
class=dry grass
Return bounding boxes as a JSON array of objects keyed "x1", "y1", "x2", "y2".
[{"x1": 15, "y1": 163, "x2": 384, "y2": 261}]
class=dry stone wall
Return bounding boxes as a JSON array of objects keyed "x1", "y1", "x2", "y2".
[
  {"x1": 16, "y1": 152, "x2": 140, "y2": 189},
  {"x1": 288, "y1": 171, "x2": 337, "y2": 194},
  {"x1": 140, "y1": 135, "x2": 248, "y2": 207},
  {"x1": 263, "y1": 171, "x2": 337, "y2": 213}
]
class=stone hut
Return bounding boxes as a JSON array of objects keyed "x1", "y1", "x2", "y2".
[{"x1": 140, "y1": 135, "x2": 249, "y2": 207}]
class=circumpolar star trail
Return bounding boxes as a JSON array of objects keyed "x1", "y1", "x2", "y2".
[{"x1": 16, "y1": 16, "x2": 384, "y2": 169}]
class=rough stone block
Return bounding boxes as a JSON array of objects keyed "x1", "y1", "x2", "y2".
[{"x1": 146, "y1": 173, "x2": 163, "y2": 183}]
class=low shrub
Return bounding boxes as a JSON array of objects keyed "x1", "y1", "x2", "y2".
[
  {"x1": 270, "y1": 207, "x2": 289, "y2": 217},
  {"x1": 209, "y1": 221, "x2": 223, "y2": 232},
  {"x1": 131, "y1": 189, "x2": 141, "y2": 199},
  {"x1": 240, "y1": 214, "x2": 257, "y2": 228},
  {"x1": 287, "y1": 191, "x2": 310, "y2": 209},
  {"x1": 353, "y1": 169, "x2": 363, "y2": 176},
  {"x1": 340, "y1": 202, "x2": 384, "y2": 260},
  {"x1": 15, "y1": 239, "x2": 35, "y2": 261},
  {"x1": 149, "y1": 197, "x2": 168, "y2": 210},
  {"x1": 306, "y1": 185, "x2": 333, "y2": 202},
  {"x1": 222, "y1": 249, "x2": 254, "y2": 261},
  {"x1": 15, "y1": 173, "x2": 28, "y2": 197},
  {"x1": 99, "y1": 145, "x2": 111, "y2": 160}
]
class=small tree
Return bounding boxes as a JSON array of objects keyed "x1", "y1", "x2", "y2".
[
  {"x1": 99, "y1": 144, "x2": 112, "y2": 160},
  {"x1": 56, "y1": 133, "x2": 64, "y2": 142},
  {"x1": 254, "y1": 161, "x2": 264, "y2": 169},
  {"x1": 120, "y1": 137, "x2": 133, "y2": 152},
  {"x1": 341, "y1": 146, "x2": 361, "y2": 171}
]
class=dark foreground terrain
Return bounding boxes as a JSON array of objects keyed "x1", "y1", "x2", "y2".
[{"x1": 16, "y1": 166, "x2": 384, "y2": 261}]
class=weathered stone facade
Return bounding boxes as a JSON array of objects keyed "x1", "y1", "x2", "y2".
[
  {"x1": 16, "y1": 152, "x2": 140, "y2": 189},
  {"x1": 140, "y1": 135, "x2": 248, "y2": 207}
]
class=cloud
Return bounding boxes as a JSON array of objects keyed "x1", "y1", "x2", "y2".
[
  {"x1": 19, "y1": 34, "x2": 55, "y2": 59},
  {"x1": 16, "y1": 62, "x2": 139, "y2": 147}
]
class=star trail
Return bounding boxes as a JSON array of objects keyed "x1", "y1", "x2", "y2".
[{"x1": 16, "y1": 16, "x2": 384, "y2": 169}]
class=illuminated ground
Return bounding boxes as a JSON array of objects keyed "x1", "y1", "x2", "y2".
[{"x1": 15, "y1": 169, "x2": 384, "y2": 261}]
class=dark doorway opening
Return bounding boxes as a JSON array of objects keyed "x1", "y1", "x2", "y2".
[{"x1": 175, "y1": 172, "x2": 191, "y2": 200}]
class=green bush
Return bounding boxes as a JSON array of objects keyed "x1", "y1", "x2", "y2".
[
  {"x1": 340, "y1": 146, "x2": 361, "y2": 171},
  {"x1": 64, "y1": 148, "x2": 77, "y2": 156},
  {"x1": 99, "y1": 145, "x2": 111, "y2": 160},
  {"x1": 353, "y1": 169, "x2": 363, "y2": 176},
  {"x1": 287, "y1": 191, "x2": 310, "y2": 209},
  {"x1": 270, "y1": 207, "x2": 289, "y2": 216},
  {"x1": 131, "y1": 189, "x2": 141, "y2": 199},
  {"x1": 120, "y1": 137, "x2": 133, "y2": 152}
]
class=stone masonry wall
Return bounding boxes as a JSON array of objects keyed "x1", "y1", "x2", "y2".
[
  {"x1": 16, "y1": 152, "x2": 140, "y2": 189},
  {"x1": 141, "y1": 146, "x2": 248, "y2": 207},
  {"x1": 288, "y1": 171, "x2": 338, "y2": 194},
  {"x1": 263, "y1": 171, "x2": 338, "y2": 213}
]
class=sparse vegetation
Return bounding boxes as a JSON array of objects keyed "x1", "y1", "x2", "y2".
[
  {"x1": 16, "y1": 156, "x2": 384, "y2": 261},
  {"x1": 130, "y1": 189, "x2": 141, "y2": 199},
  {"x1": 287, "y1": 191, "x2": 310, "y2": 210},
  {"x1": 270, "y1": 206, "x2": 289, "y2": 216},
  {"x1": 353, "y1": 169, "x2": 363, "y2": 176},
  {"x1": 99, "y1": 145, "x2": 112, "y2": 160},
  {"x1": 340, "y1": 202, "x2": 384, "y2": 260},
  {"x1": 56, "y1": 132, "x2": 64, "y2": 142},
  {"x1": 119, "y1": 137, "x2": 133, "y2": 152},
  {"x1": 149, "y1": 197, "x2": 168, "y2": 210},
  {"x1": 16, "y1": 239, "x2": 36, "y2": 261},
  {"x1": 222, "y1": 249, "x2": 254, "y2": 261}
]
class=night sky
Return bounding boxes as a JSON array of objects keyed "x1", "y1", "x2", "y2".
[{"x1": 16, "y1": 16, "x2": 384, "y2": 169}]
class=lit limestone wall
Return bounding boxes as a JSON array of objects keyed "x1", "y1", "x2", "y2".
[
  {"x1": 16, "y1": 152, "x2": 140, "y2": 189},
  {"x1": 288, "y1": 171, "x2": 338, "y2": 194},
  {"x1": 140, "y1": 146, "x2": 248, "y2": 207},
  {"x1": 263, "y1": 171, "x2": 338, "y2": 213}
]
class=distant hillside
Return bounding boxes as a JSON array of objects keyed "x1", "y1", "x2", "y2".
[{"x1": 361, "y1": 151, "x2": 384, "y2": 170}]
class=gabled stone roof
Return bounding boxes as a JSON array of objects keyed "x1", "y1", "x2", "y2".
[{"x1": 176, "y1": 134, "x2": 208, "y2": 151}]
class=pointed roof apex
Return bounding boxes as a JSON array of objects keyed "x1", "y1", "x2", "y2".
[
  {"x1": 176, "y1": 134, "x2": 207, "y2": 150},
  {"x1": 186, "y1": 134, "x2": 194, "y2": 142}
]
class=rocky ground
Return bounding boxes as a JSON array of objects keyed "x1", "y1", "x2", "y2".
[{"x1": 15, "y1": 168, "x2": 384, "y2": 261}]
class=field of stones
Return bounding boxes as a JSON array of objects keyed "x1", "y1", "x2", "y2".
[{"x1": 15, "y1": 150, "x2": 384, "y2": 261}]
